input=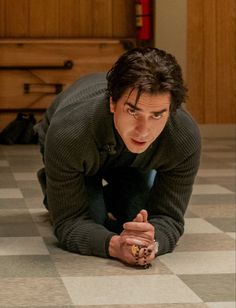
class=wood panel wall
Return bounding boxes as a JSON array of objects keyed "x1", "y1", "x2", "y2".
[
  {"x1": 0, "y1": 0, "x2": 135, "y2": 38},
  {"x1": 187, "y1": 0, "x2": 236, "y2": 124}
]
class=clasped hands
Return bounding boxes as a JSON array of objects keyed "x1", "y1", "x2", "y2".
[{"x1": 109, "y1": 209, "x2": 156, "y2": 267}]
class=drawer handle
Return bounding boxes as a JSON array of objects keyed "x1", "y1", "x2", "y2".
[
  {"x1": 24, "y1": 83, "x2": 63, "y2": 94},
  {"x1": 0, "y1": 60, "x2": 73, "y2": 70}
]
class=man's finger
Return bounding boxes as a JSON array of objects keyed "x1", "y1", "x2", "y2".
[
  {"x1": 139, "y1": 209, "x2": 148, "y2": 222},
  {"x1": 123, "y1": 221, "x2": 154, "y2": 232},
  {"x1": 124, "y1": 237, "x2": 150, "y2": 247},
  {"x1": 133, "y1": 213, "x2": 143, "y2": 222}
]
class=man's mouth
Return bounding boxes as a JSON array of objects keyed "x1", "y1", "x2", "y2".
[{"x1": 131, "y1": 138, "x2": 148, "y2": 146}]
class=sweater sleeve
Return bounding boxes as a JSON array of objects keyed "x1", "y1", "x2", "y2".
[
  {"x1": 147, "y1": 120, "x2": 201, "y2": 256},
  {"x1": 44, "y1": 118, "x2": 115, "y2": 258}
]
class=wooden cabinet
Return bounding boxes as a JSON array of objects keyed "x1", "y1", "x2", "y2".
[
  {"x1": 0, "y1": 39, "x2": 131, "y2": 130},
  {"x1": 0, "y1": 0, "x2": 136, "y2": 130}
]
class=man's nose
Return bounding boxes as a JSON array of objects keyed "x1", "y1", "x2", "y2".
[{"x1": 134, "y1": 118, "x2": 150, "y2": 137}]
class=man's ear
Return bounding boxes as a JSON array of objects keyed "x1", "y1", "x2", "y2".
[{"x1": 109, "y1": 97, "x2": 115, "y2": 113}]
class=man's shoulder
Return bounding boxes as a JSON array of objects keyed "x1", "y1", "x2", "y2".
[
  {"x1": 170, "y1": 108, "x2": 200, "y2": 137},
  {"x1": 54, "y1": 72, "x2": 107, "y2": 111},
  {"x1": 164, "y1": 107, "x2": 201, "y2": 153},
  {"x1": 47, "y1": 88, "x2": 112, "y2": 149},
  {"x1": 49, "y1": 72, "x2": 108, "y2": 127},
  {"x1": 66, "y1": 72, "x2": 107, "y2": 95}
]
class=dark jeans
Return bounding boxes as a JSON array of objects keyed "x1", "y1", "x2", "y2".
[{"x1": 37, "y1": 167, "x2": 156, "y2": 234}]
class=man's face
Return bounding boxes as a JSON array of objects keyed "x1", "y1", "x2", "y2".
[{"x1": 110, "y1": 89, "x2": 171, "y2": 154}]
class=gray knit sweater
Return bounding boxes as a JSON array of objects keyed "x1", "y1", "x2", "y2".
[{"x1": 36, "y1": 73, "x2": 201, "y2": 258}]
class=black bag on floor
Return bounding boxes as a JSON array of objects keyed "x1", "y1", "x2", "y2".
[{"x1": 0, "y1": 112, "x2": 38, "y2": 145}]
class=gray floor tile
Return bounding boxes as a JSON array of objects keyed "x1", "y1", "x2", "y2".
[
  {"x1": 205, "y1": 218, "x2": 236, "y2": 232},
  {"x1": 0, "y1": 171, "x2": 17, "y2": 188},
  {"x1": 0, "y1": 255, "x2": 59, "y2": 277},
  {"x1": 189, "y1": 195, "x2": 236, "y2": 205},
  {"x1": 0, "y1": 160, "x2": 10, "y2": 167},
  {"x1": 0, "y1": 198, "x2": 26, "y2": 209},
  {"x1": 20, "y1": 186, "x2": 44, "y2": 198},
  {"x1": 52, "y1": 253, "x2": 172, "y2": 277},
  {"x1": 0, "y1": 305, "x2": 209, "y2": 308},
  {"x1": 0, "y1": 222, "x2": 39, "y2": 236},
  {"x1": 0, "y1": 278, "x2": 72, "y2": 306},
  {"x1": 0, "y1": 209, "x2": 34, "y2": 223},
  {"x1": 189, "y1": 204, "x2": 235, "y2": 218},
  {"x1": 179, "y1": 274, "x2": 236, "y2": 302},
  {"x1": 176, "y1": 233, "x2": 235, "y2": 252}
]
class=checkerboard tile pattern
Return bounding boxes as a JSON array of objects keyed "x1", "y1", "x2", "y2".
[{"x1": 0, "y1": 137, "x2": 235, "y2": 307}]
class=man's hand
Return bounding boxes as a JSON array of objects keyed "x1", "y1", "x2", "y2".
[
  {"x1": 122, "y1": 210, "x2": 156, "y2": 266},
  {"x1": 108, "y1": 234, "x2": 140, "y2": 265},
  {"x1": 121, "y1": 209, "x2": 154, "y2": 246},
  {"x1": 108, "y1": 210, "x2": 156, "y2": 267}
]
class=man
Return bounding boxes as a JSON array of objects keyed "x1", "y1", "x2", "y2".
[{"x1": 35, "y1": 47, "x2": 201, "y2": 268}]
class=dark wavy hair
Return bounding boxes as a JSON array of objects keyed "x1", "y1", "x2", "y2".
[{"x1": 106, "y1": 47, "x2": 187, "y2": 112}]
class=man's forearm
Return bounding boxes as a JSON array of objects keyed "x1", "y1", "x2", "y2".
[{"x1": 54, "y1": 218, "x2": 116, "y2": 257}]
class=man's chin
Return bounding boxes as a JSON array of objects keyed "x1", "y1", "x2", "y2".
[{"x1": 126, "y1": 143, "x2": 150, "y2": 154}]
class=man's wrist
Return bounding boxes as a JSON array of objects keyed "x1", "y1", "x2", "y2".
[{"x1": 108, "y1": 235, "x2": 120, "y2": 258}]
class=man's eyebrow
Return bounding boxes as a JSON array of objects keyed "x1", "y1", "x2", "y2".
[
  {"x1": 152, "y1": 108, "x2": 168, "y2": 115},
  {"x1": 125, "y1": 102, "x2": 142, "y2": 111},
  {"x1": 125, "y1": 102, "x2": 168, "y2": 114}
]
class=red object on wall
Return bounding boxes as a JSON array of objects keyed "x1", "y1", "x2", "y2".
[{"x1": 135, "y1": 0, "x2": 153, "y2": 41}]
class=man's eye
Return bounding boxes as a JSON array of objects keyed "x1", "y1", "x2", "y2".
[
  {"x1": 152, "y1": 113, "x2": 163, "y2": 120},
  {"x1": 127, "y1": 108, "x2": 136, "y2": 116}
]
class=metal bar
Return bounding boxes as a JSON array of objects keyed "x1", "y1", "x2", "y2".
[
  {"x1": 0, "y1": 60, "x2": 73, "y2": 70},
  {"x1": 24, "y1": 83, "x2": 63, "y2": 95},
  {"x1": 0, "y1": 108, "x2": 46, "y2": 112}
]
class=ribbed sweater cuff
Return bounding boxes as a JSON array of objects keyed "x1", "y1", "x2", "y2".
[
  {"x1": 90, "y1": 228, "x2": 116, "y2": 258},
  {"x1": 155, "y1": 229, "x2": 177, "y2": 256}
]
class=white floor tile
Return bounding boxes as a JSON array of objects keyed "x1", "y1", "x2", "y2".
[
  {"x1": 13, "y1": 172, "x2": 37, "y2": 181},
  {"x1": 197, "y1": 169, "x2": 236, "y2": 177},
  {"x1": 62, "y1": 275, "x2": 202, "y2": 305},
  {"x1": 226, "y1": 232, "x2": 236, "y2": 240},
  {"x1": 192, "y1": 185, "x2": 234, "y2": 195},
  {"x1": 0, "y1": 237, "x2": 49, "y2": 255},
  {"x1": 184, "y1": 218, "x2": 223, "y2": 234},
  {"x1": 159, "y1": 251, "x2": 235, "y2": 275},
  {"x1": 206, "y1": 302, "x2": 236, "y2": 308},
  {"x1": 29, "y1": 208, "x2": 49, "y2": 222},
  {"x1": 0, "y1": 188, "x2": 23, "y2": 198}
]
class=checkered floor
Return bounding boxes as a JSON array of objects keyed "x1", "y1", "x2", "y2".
[{"x1": 0, "y1": 136, "x2": 235, "y2": 307}]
